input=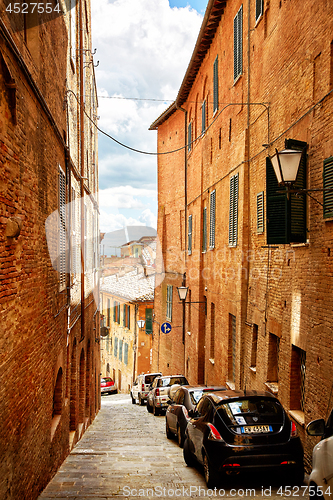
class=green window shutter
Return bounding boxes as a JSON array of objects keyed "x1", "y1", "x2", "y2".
[
  {"x1": 266, "y1": 157, "x2": 288, "y2": 244},
  {"x1": 286, "y1": 139, "x2": 307, "y2": 243},
  {"x1": 209, "y1": 190, "x2": 216, "y2": 249},
  {"x1": 119, "y1": 339, "x2": 123, "y2": 361},
  {"x1": 255, "y1": 0, "x2": 263, "y2": 22},
  {"x1": 202, "y1": 100, "x2": 206, "y2": 133},
  {"x1": 213, "y1": 56, "x2": 219, "y2": 113},
  {"x1": 127, "y1": 305, "x2": 130, "y2": 329},
  {"x1": 233, "y1": 5, "x2": 243, "y2": 81},
  {"x1": 188, "y1": 122, "x2": 192, "y2": 152},
  {"x1": 323, "y1": 157, "x2": 333, "y2": 218},
  {"x1": 114, "y1": 337, "x2": 118, "y2": 357},
  {"x1": 59, "y1": 168, "x2": 66, "y2": 289},
  {"x1": 124, "y1": 343, "x2": 128, "y2": 365},
  {"x1": 229, "y1": 174, "x2": 239, "y2": 247},
  {"x1": 257, "y1": 192, "x2": 264, "y2": 233},
  {"x1": 123, "y1": 304, "x2": 126, "y2": 327},
  {"x1": 117, "y1": 302, "x2": 120, "y2": 324},
  {"x1": 202, "y1": 207, "x2": 207, "y2": 252},
  {"x1": 145, "y1": 308, "x2": 153, "y2": 335},
  {"x1": 188, "y1": 214, "x2": 192, "y2": 255},
  {"x1": 113, "y1": 301, "x2": 116, "y2": 322}
]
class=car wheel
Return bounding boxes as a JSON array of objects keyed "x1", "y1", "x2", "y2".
[
  {"x1": 147, "y1": 400, "x2": 153, "y2": 413},
  {"x1": 153, "y1": 404, "x2": 160, "y2": 416},
  {"x1": 131, "y1": 394, "x2": 136, "y2": 404},
  {"x1": 203, "y1": 453, "x2": 218, "y2": 488},
  {"x1": 177, "y1": 425, "x2": 185, "y2": 448},
  {"x1": 166, "y1": 421, "x2": 173, "y2": 439},
  {"x1": 183, "y1": 438, "x2": 196, "y2": 467},
  {"x1": 139, "y1": 395, "x2": 145, "y2": 406}
]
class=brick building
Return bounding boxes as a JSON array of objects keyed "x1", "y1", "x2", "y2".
[
  {"x1": 100, "y1": 268, "x2": 155, "y2": 393},
  {"x1": 0, "y1": 1, "x2": 99, "y2": 498},
  {"x1": 150, "y1": 0, "x2": 333, "y2": 467}
]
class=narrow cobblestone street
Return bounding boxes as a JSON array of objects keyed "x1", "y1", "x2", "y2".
[{"x1": 38, "y1": 394, "x2": 307, "y2": 500}]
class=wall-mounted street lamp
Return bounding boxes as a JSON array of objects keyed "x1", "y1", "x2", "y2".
[
  {"x1": 137, "y1": 319, "x2": 145, "y2": 329},
  {"x1": 177, "y1": 286, "x2": 189, "y2": 301}
]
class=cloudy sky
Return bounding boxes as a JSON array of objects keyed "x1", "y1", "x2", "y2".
[{"x1": 91, "y1": 0, "x2": 207, "y2": 233}]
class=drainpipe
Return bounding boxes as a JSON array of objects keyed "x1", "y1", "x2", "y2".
[
  {"x1": 133, "y1": 303, "x2": 138, "y2": 382},
  {"x1": 79, "y1": 0, "x2": 85, "y2": 341}
]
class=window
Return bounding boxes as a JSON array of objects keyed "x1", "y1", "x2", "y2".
[
  {"x1": 114, "y1": 337, "x2": 118, "y2": 357},
  {"x1": 209, "y1": 190, "x2": 216, "y2": 249},
  {"x1": 323, "y1": 156, "x2": 333, "y2": 218},
  {"x1": 255, "y1": 0, "x2": 263, "y2": 22},
  {"x1": 267, "y1": 333, "x2": 280, "y2": 383},
  {"x1": 213, "y1": 56, "x2": 219, "y2": 113},
  {"x1": 250, "y1": 324, "x2": 258, "y2": 368},
  {"x1": 126, "y1": 305, "x2": 130, "y2": 329},
  {"x1": 257, "y1": 192, "x2": 264, "y2": 233},
  {"x1": 266, "y1": 139, "x2": 307, "y2": 244},
  {"x1": 188, "y1": 122, "x2": 192, "y2": 152},
  {"x1": 166, "y1": 285, "x2": 173, "y2": 321},
  {"x1": 71, "y1": 187, "x2": 76, "y2": 277},
  {"x1": 202, "y1": 99, "x2": 206, "y2": 133},
  {"x1": 290, "y1": 346, "x2": 306, "y2": 412},
  {"x1": 119, "y1": 339, "x2": 123, "y2": 362},
  {"x1": 145, "y1": 308, "x2": 153, "y2": 335},
  {"x1": 202, "y1": 207, "x2": 207, "y2": 252},
  {"x1": 107, "y1": 299, "x2": 111, "y2": 326},
  {"x1": 59, "y1": 167, "x2": 66, "y2": 290},
  {"x1": 228, "y1": 314, "x2": 236, "y2": 383},
  {"x1": 188, "y1": 214, "x2": 193, "y2": 255},
  {"x1": 210, "y1": 303, "x2": 215, "y2": 359},
  {"x1": 229, "y1": 174, "x2": 239, "y2": 247},
  {"x1": 124, "y1": 343, "x2": 128, "y2": 365},
  {"x1": 234, "y1": 5, "x2": 243, "y2": 81}
]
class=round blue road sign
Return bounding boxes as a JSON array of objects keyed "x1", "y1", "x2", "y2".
[{"x1": 161, "y1": 322, "x2": 172, "y2": 334}]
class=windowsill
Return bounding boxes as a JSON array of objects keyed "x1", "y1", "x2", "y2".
[
  {"x1": 209, "y1": 358, "x2": 215, "y2": 365},
  {"x1": 290, "y1": 242, "x2": 309, "y2": 248},
  {"x1": 255, "y1": 13, "x2": 263, "y2": 27},
  {"x1": 264, "y1": 382, "x2": 278, "y2": 395},
  {"x1": 233, "y1": 74, "x2": 242, "y2": 86},
  {"x1": 213, "y1": 109, "x2": 218, "y2": 118},
  {"x1": 324, "y1": 217, "x2": 333, "y2": 222},
  {"x1": 249, "y1": 366, "x2": 257, "y2": 373},
  {"x1": 226, "y1": 381, "x2": 235, "y2": 390},
  {"x1": 289, "y1": 410, "x2": 305, "y2": 427}
]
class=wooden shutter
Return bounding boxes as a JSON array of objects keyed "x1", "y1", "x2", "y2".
[
  {"x1": 119, "y1": 339, "x2": 123, "y2": 361},
  {"x1": 257, "y1": 191, "x2": 264, "y2": 233},
  {"x1": 213, "y1": 56, "x2": 218, "y2": 113},
  {"x1": 233, "y1": 5, "x2": 243, "y2": 81},
  {"x1": 124, "y1": 343, "x2": 128, "y2": 365},
  {"x1": 323, "y1": 157, "x2": 333, "y2": 218},
  {"x1": 59, "y1": 168, "x2": 66, "y2": 289},
  {"x1": 202, "y1": 207, "x2": 207, "y2": 252},
  {"x1": 127, "y1": 305, "x2": 130, "y2": 329},
  {"x1": 145, "y1": 308, "x2": 153, "y2": 335},
  {"x1": 188, "y1": 214, "x2": 192, "y2": 255},
  {"x1": 266, "y1": 157, "x2": 288, "y2": 244},
  {"x1": 255, "y1": 0, "x2": 263, "y2": 22},
  {"x1": 114, "y1": 337, "x2": 118, "y2": 357},
  {"x1": 209, "y1": 190, "x2": 216, "y2": 249},
  {"x1": 202, "y1": 100, "x2": 206, "y2": 133},
  {"x1": 188, "y1": 122, "x2": 192, "y2": 152},
  {"x1": 123, "y1": 304, "x2": 126, "y2": 327},
  {"x1": 229, "y1": 174, "x2": 239, "y2": 247},
  {"x1": 286, "y1": 138, "x2": 307, "y2": 243},
  {"x1": 113, "y1": 301, "x2": 116, "y2": 322}
]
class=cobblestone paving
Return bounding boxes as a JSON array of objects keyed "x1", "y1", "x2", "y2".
[{"x1": 38, "y1": 394, "x2": 307, "y2": 500}]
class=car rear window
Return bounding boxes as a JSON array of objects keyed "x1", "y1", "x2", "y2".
[
  {"x1": 159, "y1": 376, "x2": 188, "y2": 387},
  {"x1": 190, "y1": 390, "x2": 204, "y2": 404},
  {"x1": 101, "y1": 377, "x2": 113, "y2": 383},
  {"x1": 217, "y1": 398, "x2": 284, "y2": 428},
  {"x1": 145, "y1": 375, "x2": 158, "y2": 385}
]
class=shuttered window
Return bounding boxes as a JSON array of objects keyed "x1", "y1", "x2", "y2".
[
  {"x1": 59, "y1": 167, "x2": 66, "y2": 290},
  {"x1": 145, "y1": 308, "x2": 153, "y2": 335},
  {"x1": 119, "y1": 339, "x2": 123, "y2": 361},
  {"x1": 323, "y1": 157, "x2": 333, "y2": 218},
  {"x1": 188, "y1": 121, "x2": 192, "y2": 152},
  {"x1": 166, "y1": 285, "x2": 173, "y2": 321},
  {"x1": 233, "y1": 5, "x2": 243, "y2": 81},
  {"x1": 255, "y1": 0, "x2": 263, "y2": 22},
  {"x1": 123, "y1": 304, "x2": 126, "y2": 327},
  {"x1": 202, "y1": 207, "x2": 207, "y2": 252},
  {"x1": 124, "y1": 343, "x2": 128, "y2": 365},
  {"x1": 202, "y1": 99, "x2": 206, "y2": 133},
  {"x1": 229, "y1": 174, "x2": 239, "y2": 247},
  {"x1": 257, "y1": 191, "x2": 264, "y2": 233},
  {"x1": 188, "y1": 214, "x2": 193, "y2": 255},
  {"x1": 114, "y1": 337, "x2": 118, "y2": 357},
  {"x1": 213, "y1": 56, "x2": 219, "y2": 113},
  {"x1": 266, "y1": 139, "x2": 307, "y2": 244},
  {"x1": 209, "y1": 190, "x2": 216, "y2": 249}
]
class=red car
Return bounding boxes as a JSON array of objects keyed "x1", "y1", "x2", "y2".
[{"x1": 100, "y1": 377, "x2": 117, "y2": 395}]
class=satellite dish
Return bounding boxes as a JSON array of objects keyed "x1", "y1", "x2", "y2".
[{"x1": 100, "y1": 326, "x2": 109, "y2": 337}]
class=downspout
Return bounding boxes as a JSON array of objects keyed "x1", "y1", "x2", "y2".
[
  {"x1": 176, "y1": 103, "x2": 187, "y2": 375},
  {"x1": 133, "y1": 303, "x2": 138, "y2": 382},
  {"x1": 79, "y1": 0, "x2": 85, "y2": 341}
]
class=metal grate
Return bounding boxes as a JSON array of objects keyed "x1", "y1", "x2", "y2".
[{"x1": 231, "y1": 315, "x2": 236, "y2": 383}]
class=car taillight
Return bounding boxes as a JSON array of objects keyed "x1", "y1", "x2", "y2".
[
  {"x1": 223, "y1": 463, "x2": 240, "y2": 467},
  {"x1": 207, "y1": 423, "x2": 223, "y2": 441},
  {"x1": 291, "y1": 421, "x2": 297, "y2": 437},
  {"x1": 142, "y1": 383, "x2": 145, "y2": 391},
  {"x1": 156, "y1": 388, "x2": 160, "y2": 396}
]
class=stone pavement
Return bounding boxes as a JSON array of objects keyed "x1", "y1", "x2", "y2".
[{"x1": 38, "y1": 394, "x2": 307, "y2": 500}]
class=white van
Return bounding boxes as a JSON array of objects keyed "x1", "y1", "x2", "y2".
[{"x1": 131, "y1": 372, "x2": 162, "y2": 405}]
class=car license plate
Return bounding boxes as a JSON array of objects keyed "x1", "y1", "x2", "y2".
[{"x1": 241, "y1": 425, "x2": 272, "y2": 434}]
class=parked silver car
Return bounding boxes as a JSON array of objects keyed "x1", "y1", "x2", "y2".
[
  {"x1": 147, "y1": 375, "x2": 188, "y2": 416},
  {"x1": 131, "y1": 372, "x2": 162, "y2": 405}
]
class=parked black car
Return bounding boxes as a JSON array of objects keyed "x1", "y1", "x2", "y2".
[
  {"x1": 183, "y1": 390, "x2": 304, "y2": 487},
  {"x1": 166, "y1": 385, "x2": 226, "y2": 447}
]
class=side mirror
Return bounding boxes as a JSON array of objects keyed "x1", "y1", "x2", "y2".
[{"x1": 306, "y1": 418, "x2": 325, "y2": 437}]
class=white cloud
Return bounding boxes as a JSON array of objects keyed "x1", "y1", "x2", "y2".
[
  {"x1": 139, "y1": 209, "x2": 157, "y2": 228},
  {"x1": 99, "y1": 185, "x2": 157, "y2": 209},
  {"x1": 99, "y1": 210, "x2": 146, "y2": 233}
]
